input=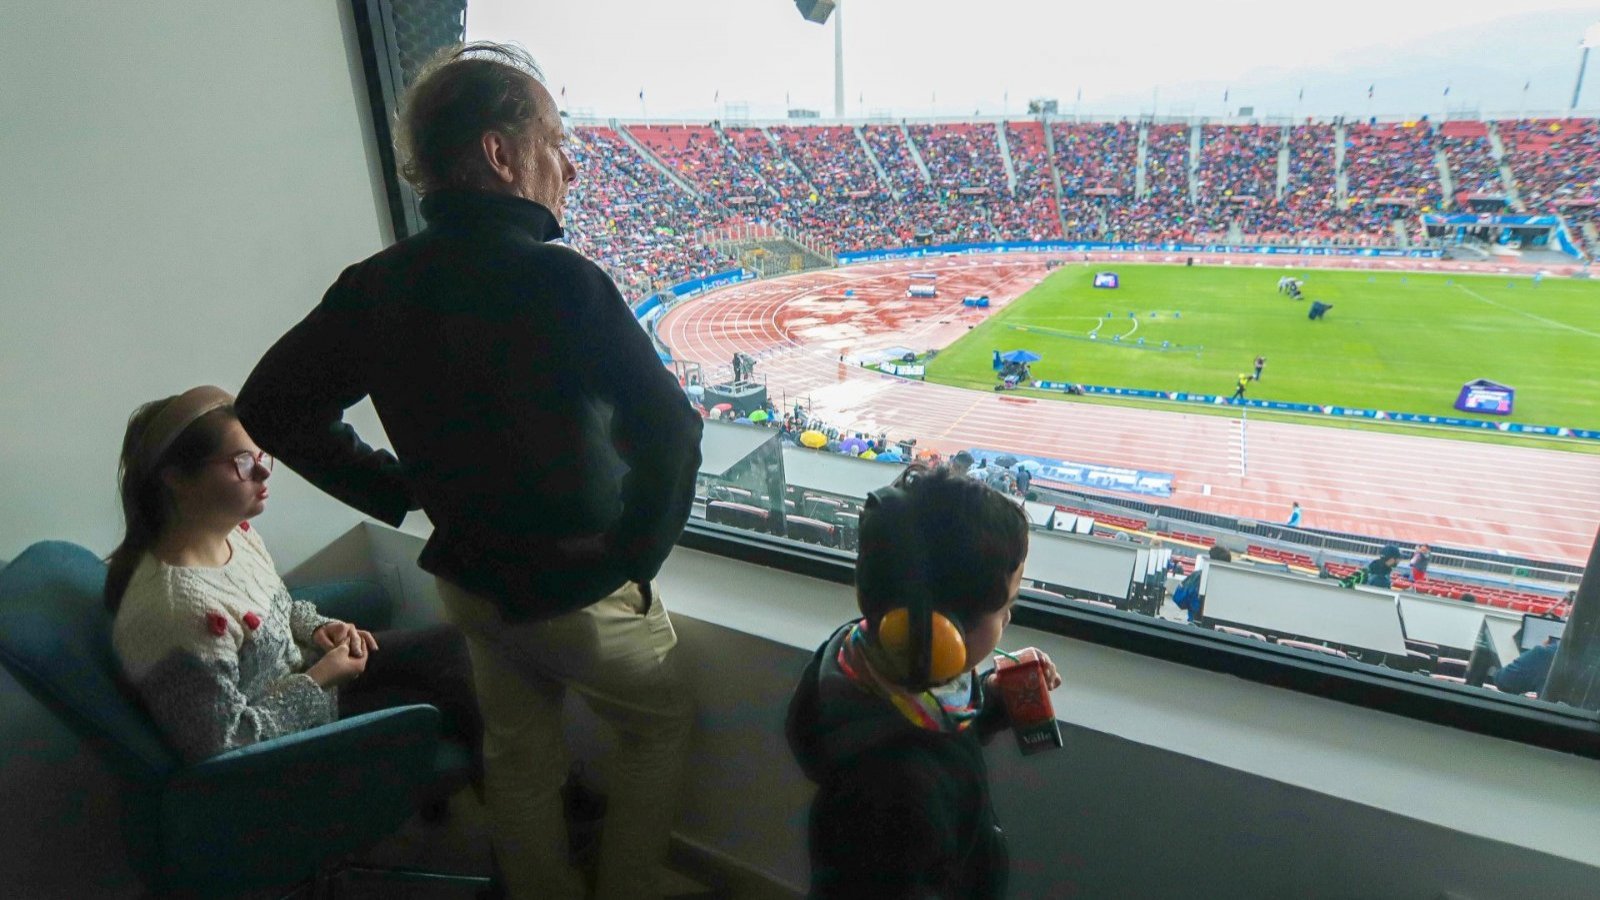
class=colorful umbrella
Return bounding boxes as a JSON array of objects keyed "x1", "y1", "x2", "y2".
[
  {"x1": 712, "y1": 403, "x2": 734, "y2": 412},
  {"x1": 800, "y1": 430, "x2": 828, "y2": 449},
  {"x1": 748, "y1": 409, "x2": 770, "y2": 422}
]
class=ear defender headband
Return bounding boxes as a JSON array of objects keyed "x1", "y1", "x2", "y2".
[{"x1": 864, "y1": 485, "x2": 969, "y2": 689}]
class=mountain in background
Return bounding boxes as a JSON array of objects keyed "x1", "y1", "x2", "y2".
[{"x1": 1093, "y1": 8, "x2": 1600, "y2": 119}]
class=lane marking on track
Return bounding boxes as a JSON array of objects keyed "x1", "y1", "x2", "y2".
[{"x1": 937, "y1": 396, "x2": 988, "y2": 438}]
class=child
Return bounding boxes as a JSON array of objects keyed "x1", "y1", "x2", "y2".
[
  {"x1": 786, "y1": 465, "x2": 1060, "y2": 898},
  {"x1": 107, "y1": 386, "x2": 482, "y2": 769},
  {"x1": 1408, "y1": 544, "x2": 1431, "y2": 583},
  {"x1": 1172, "y1": 545, "x2": 1232, "y2": 623},
  {"x1": 1339, "y1": 544, "x2": 1402, "y2": 590}
]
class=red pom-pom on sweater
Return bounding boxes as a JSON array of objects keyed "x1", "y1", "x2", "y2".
[
  {"x1": 243, "y1": 612, "x2": 262, "y2": 631},
  {"x1": 205, "y1": 611, "x2": 229, "y2": 637},
  {"x1": 239, "y1": 521, "x2": 251, "y2": 532}
]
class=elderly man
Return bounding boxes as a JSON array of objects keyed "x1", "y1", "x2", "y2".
[{"x1": 236, "y1": 43, "x2": 701, "y2": 900}]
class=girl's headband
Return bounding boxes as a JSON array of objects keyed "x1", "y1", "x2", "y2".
[{"x1": 135, "y1": 385, "x2": 234, "y2": 471}]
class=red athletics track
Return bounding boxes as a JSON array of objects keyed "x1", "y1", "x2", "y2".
[{"x1": 657, "y1": 254, "x2": 1600, "y2": 565}]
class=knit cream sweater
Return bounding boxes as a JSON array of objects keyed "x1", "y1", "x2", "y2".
[{"x1": 113, "y1": 523, "x2": 336, "y2": 763}]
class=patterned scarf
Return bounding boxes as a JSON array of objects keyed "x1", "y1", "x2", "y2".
[{"x1": 836, "y1": 619, "x2": 982, "y2": 733}]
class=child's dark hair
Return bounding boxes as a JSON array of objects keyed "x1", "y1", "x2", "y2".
[{"x1": 855, "y1": 465, "x2": 1030, "y2": 628}]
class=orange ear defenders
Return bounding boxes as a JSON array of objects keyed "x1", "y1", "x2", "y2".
[{"x1": 864, "y1": 486, "x2": 969, "y2": 689}]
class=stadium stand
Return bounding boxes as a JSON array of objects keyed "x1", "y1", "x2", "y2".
[
  {"x1": 1343, "y1": 121, "x2": 1442, "y2": 210},
  {"x1": 909, "y1": 123, "x2": 1010, "y2": 195},
  {"x1": 766, "y1": 125, "x2": 903, "y2": 252},
  {"x1": 724, "y1": 126, "x2": 815, "y2": 212},
  {"x1": 1195, "y1": 125, "x2": 1281, "y2": 238},
  {"x1": 631, "y1": 124, "x2": 769, "y2": 207},
  {"x1": 1003, "y1": 121, "x2": 1065, "y2": 241},
  {"x1": 1502, "y1": 118, "x2": 1600, "y2": 212},
  {"x1": 1266, "y1": 123, "x2": 1363, "y2": 243},
  {"x1": 564, "y1": 125, "x2": 735, "y2": 301},
  {"x1": 556, "y1": 116, "x2": 1600, "y2": 298},
  {"x1": 1437, "y1": 120, "x2": 1507, "y2": 207},
  {"x1": 1052, "y1": 122, "x2": 1138, "y2": 239},
  {"x1": 1105, "y1": 124, "x2": 1197, "y2": 242},
  {"x1": 861, "y1": 124, "x2": 926, "y2": 196}
]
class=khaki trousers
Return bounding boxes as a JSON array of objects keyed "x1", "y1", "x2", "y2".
[{"x1": 438, "y1": 577, "x2": 694, "y2": 900}]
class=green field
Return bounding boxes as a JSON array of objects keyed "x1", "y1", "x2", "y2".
[{"x1": 924, "y1": 264, "x2": 1600, "y2": 435}]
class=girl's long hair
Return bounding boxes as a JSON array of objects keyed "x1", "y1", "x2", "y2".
[{"x1": 104, "y1": 400, "x2": 235, "y2": 611}]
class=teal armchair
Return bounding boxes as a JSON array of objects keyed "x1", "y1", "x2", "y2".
[{"x1": 0, "y1": 541, "x2": 488, "y2": 898}]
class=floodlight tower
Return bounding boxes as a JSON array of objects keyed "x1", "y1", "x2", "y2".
[
  {"x1": 795, "y1": 0, "x2": 843, "y2": 118},
  {"x1": 834, "y1": 1, "x2": 844, "y2": 118},
  {"x1": 1571, "y1": 22, "x2": 1600, "y2": 110}
]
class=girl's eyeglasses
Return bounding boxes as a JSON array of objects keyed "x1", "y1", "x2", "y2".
[{"x1": 210, "y1": 450, "x2": 273, "y2": 481}]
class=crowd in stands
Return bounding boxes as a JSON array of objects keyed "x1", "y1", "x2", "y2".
[
  {"x1": 772, "y1": 125, "x2": 879, "y2": 198},
  {"x1": 1436, "y1": 120, "x2": 1506, "y2": 202},
  {"x1": 766, "y1": 125, "x2": 906, "y2": 252},
  {"x1": 1194, "y1": 125, "x2": 1280, "y2": 236},
  {"x1": 1106, "y1": 124, "x2": 1198, "y2": 242},
  {"x1": 1052, "y1": 122, "x2": 1137, "y2": 239},
  {"x1": 1145, "y1": 124, "x2": 1193, "y2": 202},
  {"x1": 1003, "y1": 121, "x2": 1065, "y2": 241},
  {"x1": 1503, "y1": 118, "x2": 1600, "y2": 211},
  {"x1": 1342, "y1": 122, "x2": 1441, "y2": 209},
  {"x1": 860, "y1": 124, "x2": 924, "y2": 196},
  {"x1": 1247, "y1": 123, "x2": 1380, "y2": 243},
  {"x1": 722, "y1": 127, "x2": 813, "y2": 207},
  {"x1": 910, "y1": 123, "x2": 1010, "y2": 194},
  {"x1": 564, "y1": 126, "x2": 735, "y2": 300},
  {"x1": 558, "y1": 117, "x2": 1600, "y2": 300},
  {"x1": 630, "y1": 125, "x2": 769, "y2": 207}
]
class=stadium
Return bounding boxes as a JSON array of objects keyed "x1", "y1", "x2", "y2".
[
  {"x1": 8, "y1": 2, "x2": 1600, "y2": 898},
  {"x1": 584, "y1": 117, "x2": 1599, "y2": 567}
]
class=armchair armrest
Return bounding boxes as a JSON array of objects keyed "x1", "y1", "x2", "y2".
[{"x1": 156, "y1": 705, "x2": 440, "y2": 892}]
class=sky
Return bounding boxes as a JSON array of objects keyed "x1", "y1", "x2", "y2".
[{"x1": 466, "y1": 1, "x2": 1600, "y2": 121}]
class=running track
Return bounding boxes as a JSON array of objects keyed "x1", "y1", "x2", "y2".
[{"x1": 658, "y1": 254, "x2": 1600, "y2": 565}]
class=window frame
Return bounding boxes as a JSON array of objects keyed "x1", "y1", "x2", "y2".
[
  {"x1": 349, "y1": 0, "x2": 1600, "y2": 762},
  {"x1": 679, "y1": 520, "x2": 1600, "y2": 759}
]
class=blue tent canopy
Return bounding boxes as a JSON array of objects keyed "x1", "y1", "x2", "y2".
[{"x1": 1000, "y1": 350, "x2": 1041, "y2": 364}]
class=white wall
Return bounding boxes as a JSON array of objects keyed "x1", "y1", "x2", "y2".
[{"x1": 0, "y1": 0, "x2": 395, "y2": 571}]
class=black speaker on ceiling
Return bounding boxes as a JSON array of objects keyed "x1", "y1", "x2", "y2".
[{"x1": 795, "y1": 0, "x2": 836, "y2": 24}]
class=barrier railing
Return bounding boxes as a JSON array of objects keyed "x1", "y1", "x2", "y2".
[
  {"x1": 837, "y1": 239, "x2": 1444, "y2": 265},
  {"x1": 1029, "y1": 381, "x2": 1600, "y2": 442}
]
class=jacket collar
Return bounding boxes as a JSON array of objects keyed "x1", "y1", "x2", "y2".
[{"x1": 419, "y1": 189, "x2": 565, "y2": 243}]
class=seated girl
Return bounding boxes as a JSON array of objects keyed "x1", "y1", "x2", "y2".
[{"x1": 106, "y1": 385, "x2": 481, "y2": 771}]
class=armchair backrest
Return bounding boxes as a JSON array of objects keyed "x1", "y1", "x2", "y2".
[{"x1": 0, "y1": 541, "x2": 181, "y2": 783}]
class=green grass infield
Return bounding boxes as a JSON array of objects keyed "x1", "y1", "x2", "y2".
[{"x1": 924, "y1": 263, "x2": 1600, "y2": 439}]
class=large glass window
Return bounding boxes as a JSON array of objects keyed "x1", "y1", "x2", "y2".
[{"x1": 436, "y1": 1, "x2": 1600, "y2": 727}]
